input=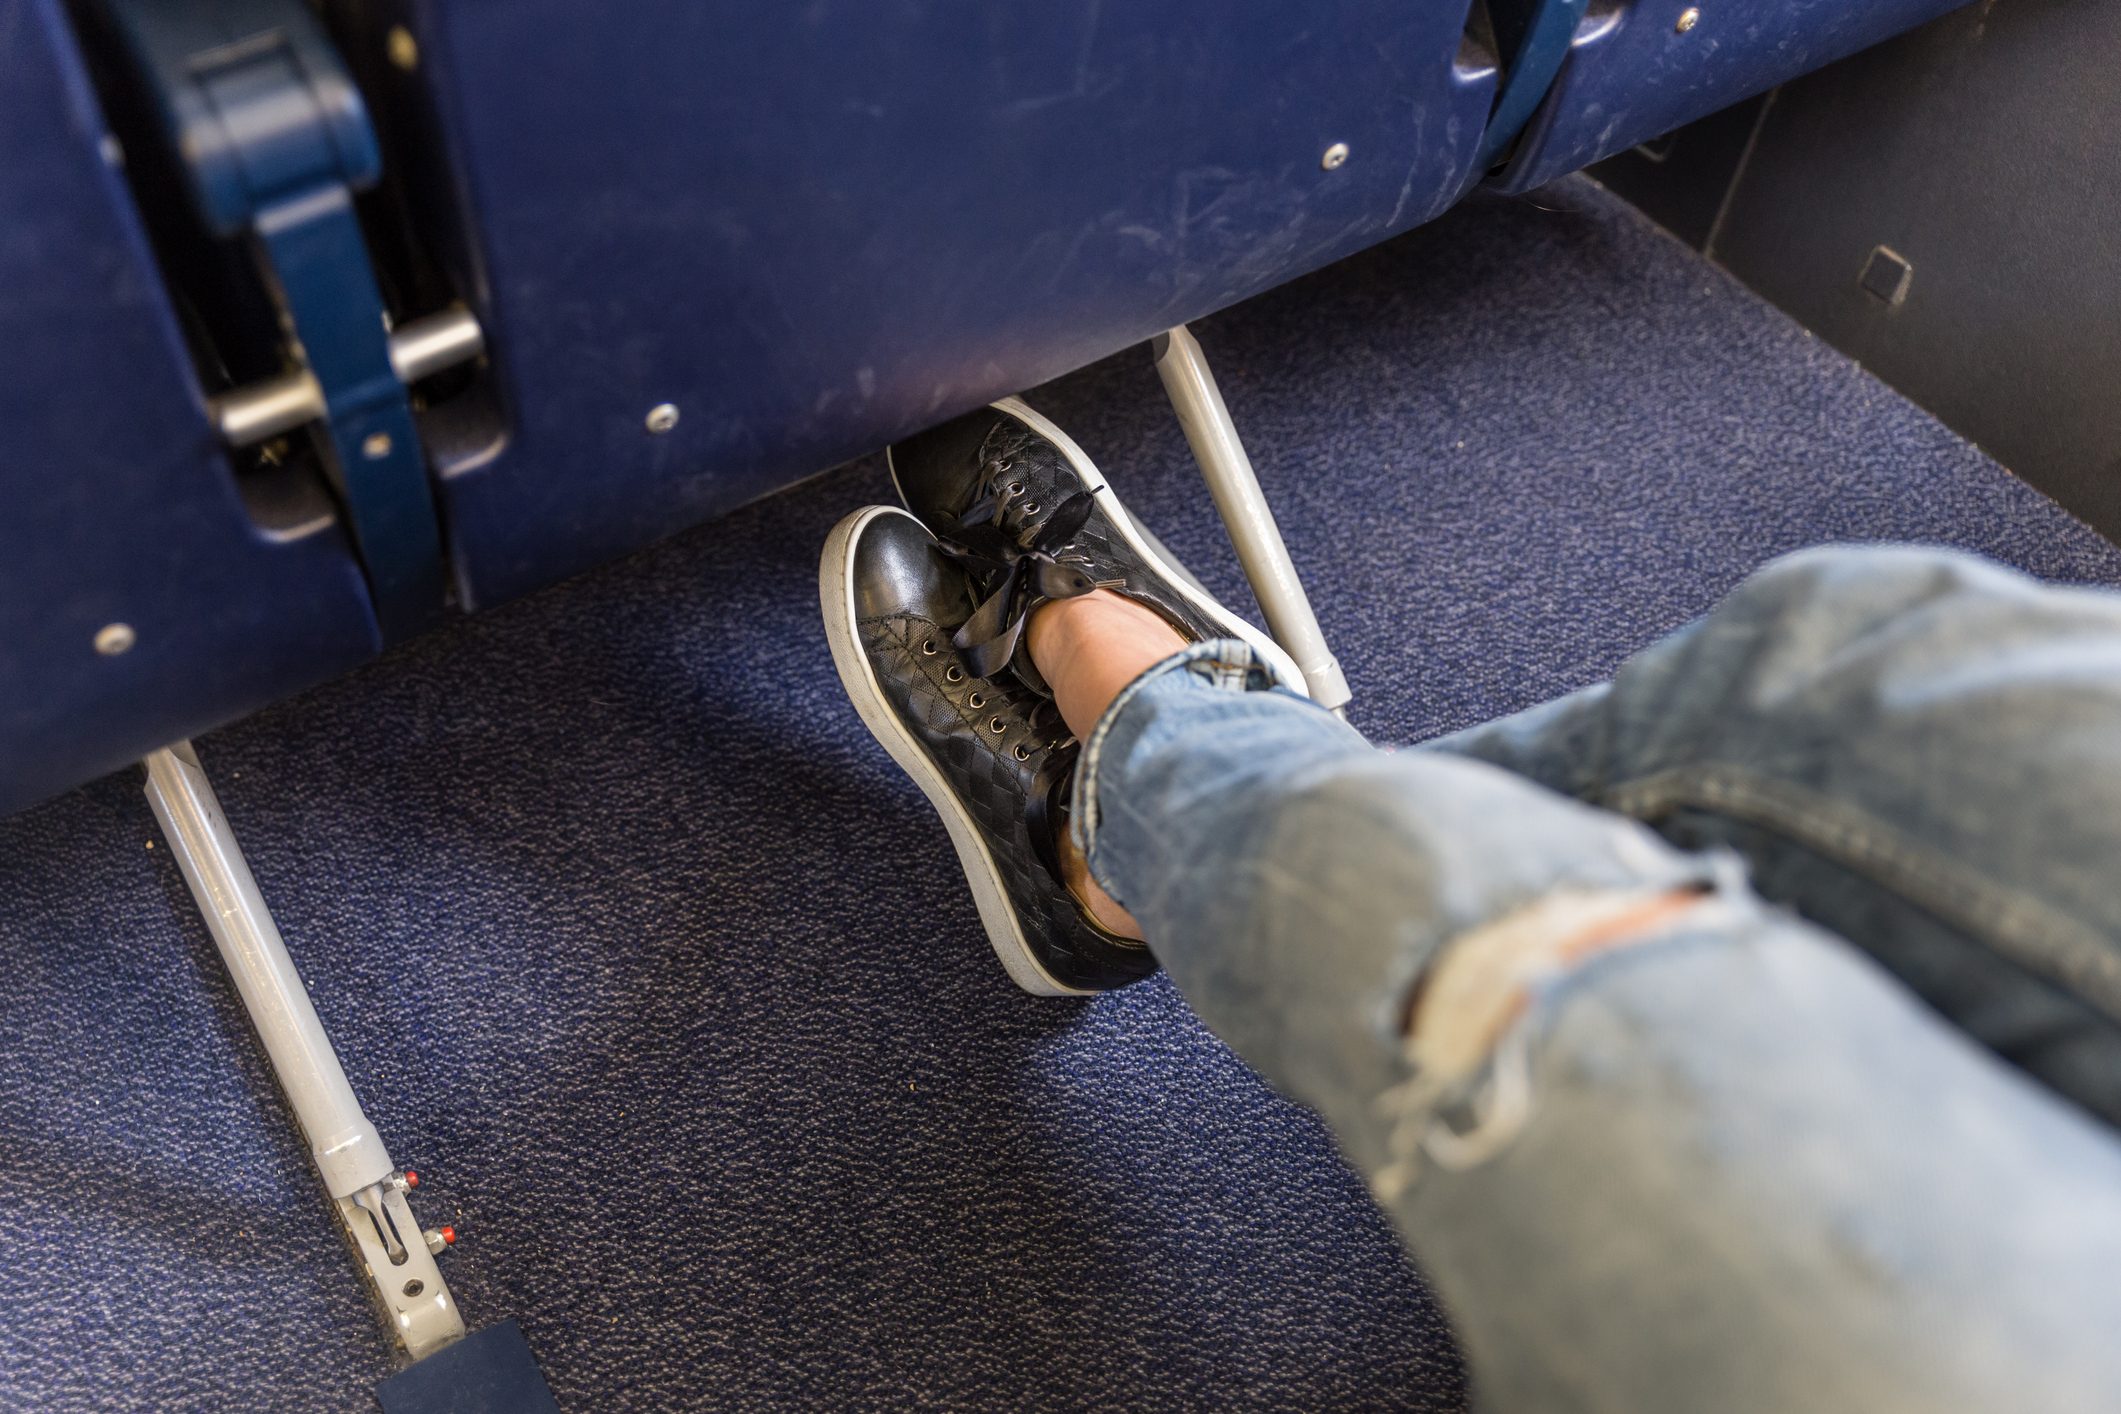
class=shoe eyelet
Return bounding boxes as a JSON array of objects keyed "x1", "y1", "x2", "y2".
[
  {"x1": 967, "y1": 691, "x2": 985, "y2": 709},
  {"x1": 920, "y1": 639, "x2": 937, "y2": 655},
  {"x1": 1022, "y1": 502, "x2": 1040, "y2": 515},
  {"x1": 944, "y1": 664, "x2": 964, "y2": 683},
  {"x1": 988, "y1": 717, "x2": 1007, "y2": 734},
  {"x1": 1012, "y1": 743, "x2": 1031, "y2": 761},
  {"x1": 1007, "y1": 481, "x2": 1025, "y2": 496}
]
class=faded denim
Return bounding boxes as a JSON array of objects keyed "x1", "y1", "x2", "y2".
[{"x1": 1074, "y1": 546, "x2": 2121, "y2": 1413}]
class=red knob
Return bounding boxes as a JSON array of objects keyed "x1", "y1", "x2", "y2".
[
  {"x1": 402, "y1": 1170, "x2": 420, "y2": 1189},
  {"x1": 440, "y1": 1225, "x2": 457, "y2": 1246}
]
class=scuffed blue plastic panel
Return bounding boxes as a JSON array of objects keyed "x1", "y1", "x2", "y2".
[
  {"x1": 1492, "y1": 0, "x2": 1972, "y2": 194},
  {"x1": 0, "y1": 1, "x2": 380, "y2": 818},
  {"x1": 412, "y1": 1, "x2": 1495, "y2": 607}
]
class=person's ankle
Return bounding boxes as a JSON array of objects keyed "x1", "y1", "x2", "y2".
[
  {"x1": 1028, "y1": 590, "x2": 1187, "y2": 740},
  {"x1": 1057, "y1": 823, "x2": 1144, "y2": 941}
]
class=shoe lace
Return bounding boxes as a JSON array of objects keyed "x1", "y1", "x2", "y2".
[
  {"x1": 1021, "y1": 694, "x2": 1074, "y2": 762},
  {"x1": 936, "y1": 487, "x2": 1100, "y2": 678}
]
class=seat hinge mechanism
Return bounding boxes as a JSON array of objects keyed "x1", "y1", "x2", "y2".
[{"x1": 108, "y1": 0, "x2": 481, "y2": 638}]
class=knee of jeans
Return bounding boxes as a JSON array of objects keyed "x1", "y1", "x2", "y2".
[
  {"x1": 1370, "y1": 876, "x2": 1738, "y2": 1201},
  {"x1": 1737, "y1": 543, "x2": 2022, "y2": 640}
]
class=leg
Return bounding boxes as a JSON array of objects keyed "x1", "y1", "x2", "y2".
[
  {"x1": 1051, "y1": 596, "x2": 2121, "y2": 1414},
  {"x1": 1436, "y1": 545, "x2": 2121, "y2": 1124}
]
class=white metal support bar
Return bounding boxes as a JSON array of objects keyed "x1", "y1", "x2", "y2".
[
  {"x1": 1152, "y1": 326, "x2": 1352, "y2": 711},
  {"x1": 143, "y1": 743, "x2": 464, "y2": 1361}
]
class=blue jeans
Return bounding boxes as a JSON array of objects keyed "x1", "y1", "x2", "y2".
[{"x1": 1072, "y1": 546, "x2": 2121, "y2": 1413}]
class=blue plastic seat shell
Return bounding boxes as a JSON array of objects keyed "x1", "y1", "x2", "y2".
[
  {"x1": 0, "y1": 1, "x2": 381, "y2": 819},
  {"x1": 411, "y1": 1, "x2": 1498, "y2": 609}
]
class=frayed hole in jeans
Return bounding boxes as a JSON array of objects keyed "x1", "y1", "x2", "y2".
[
  {"x1": 1373, "y1": 883, "x2": 1719, "y2": 1199},
  {"x1": 1398, "y1": 882, "x2": 1714, "y2": 1042}
]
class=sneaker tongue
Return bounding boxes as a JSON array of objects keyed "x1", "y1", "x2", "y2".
[
  {"x1": 1031, "y1": 758, "x2": 1133, "y2": 943},
  {"x1": 1028, "y1": 489, "x2": 1095, "y2": 552},
  {"x1": 1021, "y1": 735, "x2": 1080, "y2": 878}
]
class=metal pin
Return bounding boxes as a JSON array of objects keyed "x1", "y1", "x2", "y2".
[
  {"x1": 95, "y1": 623, "x2": 136, "y2": 656},
  {"x1": 362, "y1": 432, "x2": 393, "y2": 459},
  {"x1": 212, "y1": 306, "x2": 484, "y2": 447},
  {"x1": 1676, "y1": 8, "x2": 1701, "y2": 32},
  {"x1": 645, "y1": 403, "x2": 680, "y2": 434},
  {"x1": 386, "y1": 26, "x2": 419, "y2": 71},
  {"x1": 1321, "y1": 142, "x2": 1350, "y2": 171}
]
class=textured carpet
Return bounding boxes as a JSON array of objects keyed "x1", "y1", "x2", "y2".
[{"x1": 5, "y1": 178, "x2": 2119, "y2": 1411}]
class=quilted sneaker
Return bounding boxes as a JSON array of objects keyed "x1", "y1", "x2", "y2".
[
  {"x1": 820, "y1": 505, "x2": 1158, "y2": 996},
  {"x1": 887, "y1": 396, "x2": 1309, "y2": 692}
]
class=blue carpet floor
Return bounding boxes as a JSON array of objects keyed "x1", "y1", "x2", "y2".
[{"x1": 5, "y1": 177, "x2": 2120, "y2": 1411}]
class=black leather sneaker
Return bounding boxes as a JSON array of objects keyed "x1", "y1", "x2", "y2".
[
  {"x1": 820, "y1": 505, "x2": 1158, "y2": 996},
  {"x1": 887, "y1": 395, "x2": 1309, "y2": 693}
]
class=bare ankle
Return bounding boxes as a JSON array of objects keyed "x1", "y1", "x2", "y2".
[
  {"x1": 1028, "y1": 590, "x2": 1188, "y2": 741},
  {"x1": 1057, "y1": 823, "x2": 1145, "y2": 941}
]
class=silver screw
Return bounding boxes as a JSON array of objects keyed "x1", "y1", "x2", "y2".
[
  {"x1": 1321, "y1": 142, "x2": 1350, "y2": 171},
  {"x1": 1676, "y1": 7, "x2": 1701, "y2": 32},
  {"x1": 645, "y1": 403, "x2": 680, "y2": 434},
  {"x1": 95, "y1": 623, "x2": 136, "y2": 656},
  {"x1": 362, "y1": 431, "x2": 393, "y2": 459}
]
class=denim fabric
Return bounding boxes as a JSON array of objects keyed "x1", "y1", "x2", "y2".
[
  {"x1": 1435, "y1": 544, "x2": 2121, "y2": 1126},
  {"x1": 1079, "y1": 547, "x2": 2121, "y2": 1413}
]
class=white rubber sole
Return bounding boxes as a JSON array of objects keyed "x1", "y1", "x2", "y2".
[
  {"x1": 820, "y1": 505, "x2": 1090, "y2": 998},
  {"x1": 887, "y1": 395, "x2": 1313, "y2": 697}
]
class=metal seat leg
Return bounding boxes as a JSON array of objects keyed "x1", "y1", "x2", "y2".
[
  {"x1": 1152, "y1": 326, "x2": 1352, "y2": 711},
  {"x1": 143, "y1": 743, "x2": 464, "y2": 1361}
]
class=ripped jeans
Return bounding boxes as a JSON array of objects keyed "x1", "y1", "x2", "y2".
[{"x1": 1072, "y1": 545, "x2": 2121, "y2": 1413}]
